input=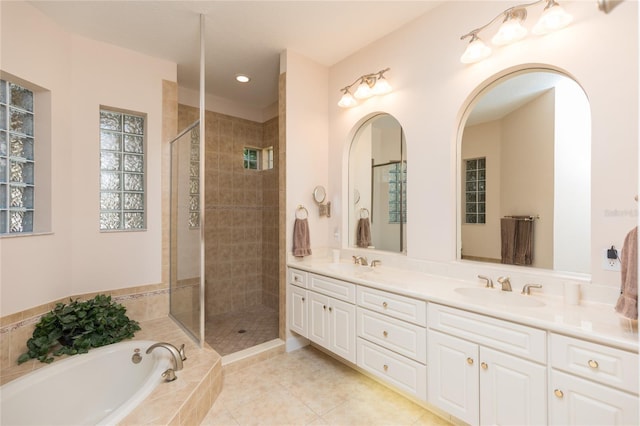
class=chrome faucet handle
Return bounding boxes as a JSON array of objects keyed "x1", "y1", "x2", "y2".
[
  {"x1": 477, "y1": 275, "x2": 494, "y2": 288},
  {"x1": 371, "y1": 260, "x2": 382, "y2": 267},
  {"x1": 162, "y1": 368, "x2": 177, "y2": 382},
  {"x1": 359, "y1": 256, "x2": 369, "y2": 266},
  {"x1": 521, "y1": 283, "x2": 542, "y2": 295},
  {"x1": 352, "y1": 255, "x2": 359, "y2": 264},
  {"x1": 497, "y1": 276, "x2": 512, "y2": 292},
  {"x1": 179, "y1": 344, "x2": 187, "y2": 361}
]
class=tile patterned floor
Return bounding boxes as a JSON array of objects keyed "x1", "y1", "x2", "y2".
[
  {"x1": 200, "y1": 346, "x2": 452, "y2": 426},
  {"x1": 205, "y1": 304, "x2": 279, "y2": 356}
]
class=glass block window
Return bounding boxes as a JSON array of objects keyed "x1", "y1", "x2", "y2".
[
  {"x1": 0, "y1": 79, "x2": 35, "y2": 234},
  {"x1": 388, "y1": 162, "x2": 407, "y2": 224},
  {"x1": 189, "y1": 127, "x2": 200, "y2": 229},
  {"x1": 465, "y1": 157, "x2": 486, "y2": 224},
  {"x1": 99, "y1": 109, "x2": 145, "y2": 231},
  {"x1": 243, "y1": 147, "x2": 259, "y2": 170}
]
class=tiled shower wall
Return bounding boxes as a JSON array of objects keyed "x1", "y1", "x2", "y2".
[{"x1": 178, "y1": 105, "x2": 279, "y2": 320}]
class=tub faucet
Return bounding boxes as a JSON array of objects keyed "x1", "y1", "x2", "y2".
[
  {"x1": 497, "y1": 276, "x2": 512, "y2": 292},
  {"x1": 146, "y1": 342, "x2": 184, "y2": 381}
]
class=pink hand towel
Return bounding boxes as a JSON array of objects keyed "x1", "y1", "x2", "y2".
[{"x1": 615, "y1": 226, "x2": 638, "y2": 320}]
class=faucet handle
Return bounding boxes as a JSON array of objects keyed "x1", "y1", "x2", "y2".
[
  {"x1": 371, "y1": 260, "x2": 382, "y2": 267},
  {"x1": 179, "y1": 344, "x2": 187, "y2": 361},
  {"x1": 477, "y1": 275, "x2": 494, "y2": 288},
  {"x1": 521, "y1": 283, "x2": 543, "y2": 295}
]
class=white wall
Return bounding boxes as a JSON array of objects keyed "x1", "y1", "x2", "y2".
[
  {"x1": 0, "y1": 2, "x2": 176, "y2": 315},
  {"x1": 326, "y1": 1, "x2": 638, "y2": 291},
  {"x1": 283, "y1": 51, "x2": 329, "y2": 256}
]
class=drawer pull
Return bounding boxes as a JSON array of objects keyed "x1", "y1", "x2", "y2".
[
  {"x1": 382, "y1": 301, "x2": 388, "y2": 308},
  {"x1": 383, "y1": 330, "x2": 388, "y2": 338},
  {"x1": 554, "y1": 389, "x2": 564, "y2": 399},
  {"x1": 466, "y1": 357, "x2": 474, "y2": 365},
  {"x1": 294, "y1": 276, "x2": 300, "y2": 281},
  {"x1": 383, "y1": 364, "x2": 389, "y2": 372},
  {"x1": 588, "y1": 359, "x2": 599, "y2": 369},
  {"x1": 481, "y1": 362, "x2": 488, "y2": 370}
]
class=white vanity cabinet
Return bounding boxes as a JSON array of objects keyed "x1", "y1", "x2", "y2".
[
  {"x1": 306, "y1": 273, "x2": 357, "y2": 363},
  {"x1": 287, "y1": 269, "x2": 308, "y2": 337},
  {"x1": 356, "y1": 286, "x2": 427, "y2": 400},
  {"x1": 427, "y1": 303, "x2": 547, "y2": 425},
  {"x1": 549, "y1": 333, "x2": 639, "y2": 425}
]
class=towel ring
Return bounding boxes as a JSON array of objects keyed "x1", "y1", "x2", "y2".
[
  {"x1": 295, "y1": 205, "x2": 309, "y2": 219},
  {"x1": 360, "y1": 208, "x2": 370, "y2": 219}
]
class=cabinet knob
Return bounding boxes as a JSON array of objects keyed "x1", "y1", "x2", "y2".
[
  {"x1": 295, "y1": 276, "x2": 300, "y2": 282},
  {"x1": 323, "y1": 305, "x2": 327, "y2": 310},
  {"x1": 481, "y1": 362, "x2": 488, "y2": 370},
  {"x1": 302, "y1": 297, "x2": 305, "y2": 302},
  {"x1": 466, "y1": 357, "x2": 474, "y2": 365},
  {"x1": 382, "y1": 302, "x2": 388, "y2": 308},
  {"x1": 588, "y1": 359, "x2": 599, "y2": 369},
  {"x1": 554, "y1": 389, "x2": 564, "y2": 399},
  {"x1": 329, "y1": 307, "x2": 333, "y2": 312},
  {"x1": 383, "y1": 364, "x2": 389, "y2": 372},
  {"x1": 383, "y1": 331, "x2": 388, "y2": 337}
]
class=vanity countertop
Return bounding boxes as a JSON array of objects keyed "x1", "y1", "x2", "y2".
[{"x1": 287, "y1": 260, "x2": 639, "y2": 353}]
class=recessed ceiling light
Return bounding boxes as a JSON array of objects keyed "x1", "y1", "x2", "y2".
[{"x1": 235, "y1": 74, "x2": 250, "y2": 83}]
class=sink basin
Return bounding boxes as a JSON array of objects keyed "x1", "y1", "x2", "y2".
[
  {"x1": 454, "y1": 287, "x2": 545, "y2": 308},
  {"x1": 327, "y1": 263, "x2": 364, "y2": 273}
]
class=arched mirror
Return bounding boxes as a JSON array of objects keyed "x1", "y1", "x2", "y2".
[
  {"x1": 459, "y1": 69, "x2": 591, "y2": 273},
  {"x1": 349, "y1": 113, "x2": 407, "y2": 253}
]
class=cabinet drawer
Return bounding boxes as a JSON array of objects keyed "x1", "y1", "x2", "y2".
[
  {"x1": 357, "y1": 286, "x2": 426, "y2": 326},
  {"x1": 428, "y1": 303, "x2": 546, "y2": 363},
  {"x1": 288, "y1": 268, "x2": 308, "y2": 288},
  {"x1": 357, "y1": 308, "x2": 426, "y2": 363},
  {"x1": 309, "y1": 273, "x2": 356, "y2": 303},
  {"x1": 357, "y1": 338, "x2": 427, "y2": 400},
  {"x1": 550, "y1": 333, "x2": 638, "y2": 394}
]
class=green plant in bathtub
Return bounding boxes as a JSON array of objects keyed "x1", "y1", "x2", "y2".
[{"x1": 17, "y1": 294, "x2": 141, "y2": 364}]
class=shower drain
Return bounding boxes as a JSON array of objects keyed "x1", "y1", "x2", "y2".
[{"x1": 237, "y1": 329, "x2": 247, "y2": 334}]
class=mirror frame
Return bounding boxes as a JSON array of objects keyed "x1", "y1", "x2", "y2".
[{"x1": 455, "y1": 65, "x2": 591, "y2": 277}]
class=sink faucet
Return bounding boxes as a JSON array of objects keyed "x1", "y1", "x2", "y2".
[
  {"x1": 146, "y1": 342, "x2": 185, "y2": 381},
  {"x1": 352, "y1": 255, "x2": 369, "y2": 266},
  {"x1": 497, "y1": 276, "x2": 512, "y2": 292}
]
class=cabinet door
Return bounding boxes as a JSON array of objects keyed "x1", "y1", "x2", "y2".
[
  {"x1": 550, "y1": 370, "x2": 639, "y2": 426},
  {"x1": 427, "y1": 330, "x2": 479, "y2": 425},
  {"x1": 288, "y1": 285, "x2": 307, "y2": 337},
  {"x1": 480, "y1": 347, "x2": 546, "y2": 425},
  {"x1": 329, "y1": 298, "x2": 356, "y2": 363},
  {"x1": 308, "y1": 292, "x2": 330, "y2": 348}
]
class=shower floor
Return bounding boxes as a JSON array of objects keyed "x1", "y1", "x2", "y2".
[{"x1": 205, "y1": 304, "x2": 278, "y2": 356}]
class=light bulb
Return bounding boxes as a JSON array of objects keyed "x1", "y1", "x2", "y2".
[
  {"x1": 533, "y1": 2, "x2": 573, "y2": 35},
  {"x1": 492, "y1": 18, "x2": 528, "y2": 45},
  {"x1": 371, "y1": 77, "x2": 392, "y2": 95},
  {"x1": 353, "y1": 81, "x2": 373, "y2": 99},
  {"x1": 460, "y1": 37, "x2": 492, "y2": 64},
  {"x1": 338, "y1": 91, "x2": 357, "y2": 108}
]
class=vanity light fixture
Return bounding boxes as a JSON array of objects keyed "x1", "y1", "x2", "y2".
[
  {"x1": 338, "y1": 68, "x2": 392, "y2": 108},
  {"x1": 460, "y1": 0, "x2": 574, "y2": 64}
]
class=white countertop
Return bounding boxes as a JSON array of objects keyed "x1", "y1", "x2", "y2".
[{"x1": 288, "y1": 260, "x2": 639, "y2": 353}]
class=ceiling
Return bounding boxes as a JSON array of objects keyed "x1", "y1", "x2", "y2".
[{"x1": 29, "y1": 1, "x2": 441, "y2": 109}]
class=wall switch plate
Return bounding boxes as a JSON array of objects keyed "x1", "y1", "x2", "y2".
[{"x1": 602, "y1": 248, "x2": 621, "y2": 271}]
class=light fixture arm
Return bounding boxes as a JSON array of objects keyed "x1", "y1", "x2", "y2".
[
  {"x1": 460, "y1": 0, "x2": 542, "y2": 41},
  {"x1": 340, "y1": 68, "x2": 391, "y2": 93}
]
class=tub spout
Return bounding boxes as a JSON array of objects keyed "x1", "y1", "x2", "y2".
[{"x1": 146, "y1": 342, "x2": 184, "y2": 374}]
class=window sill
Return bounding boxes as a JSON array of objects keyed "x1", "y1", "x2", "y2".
[{"x1": 0, "y1": 231, "x2": 54, "y2": 239}]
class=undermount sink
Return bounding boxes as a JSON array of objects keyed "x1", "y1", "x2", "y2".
[
  {"x1": 327, "y1": 263, "x2": 366, "y2": 273},
  {"x1": 454, "y1": 287, "x2": 545, "y2": 308}
]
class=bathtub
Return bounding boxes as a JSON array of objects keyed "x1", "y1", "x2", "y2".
[{"x1": 1, "y1": 340, "x2": 173, "y2": 426}]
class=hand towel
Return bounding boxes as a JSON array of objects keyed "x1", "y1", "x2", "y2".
[
  {"x1": 356, "y1": 217, "x2": 371, "y2": 248},
  {"x1": 500, "y1": 218, "x2": 517, "y2": 264},
  {"x1": 514, "y1": 219, "x2": 533, "y2": 266},
  {"x1": 615, "y1": 226, "x2": 638, "y2": 319},
  {"x1": 292, "y1": 218, "x2": 312, "y2": 257}
]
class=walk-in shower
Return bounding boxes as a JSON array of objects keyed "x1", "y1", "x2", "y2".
[{"x1": 170, "y1": 106, "x2": 281, "y2": 356}]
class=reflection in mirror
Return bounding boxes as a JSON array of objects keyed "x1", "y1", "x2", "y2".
[
  {"x1": 459, "y1": 69, "x2": 590, "y2": 273},
  {"x1": 349, "y1": 114, "x2": 406, "y2": 253}
]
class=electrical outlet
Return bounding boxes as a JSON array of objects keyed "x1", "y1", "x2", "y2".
[{"x1": 602, "y1": 248, "x2": 621, "y2": 271}]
